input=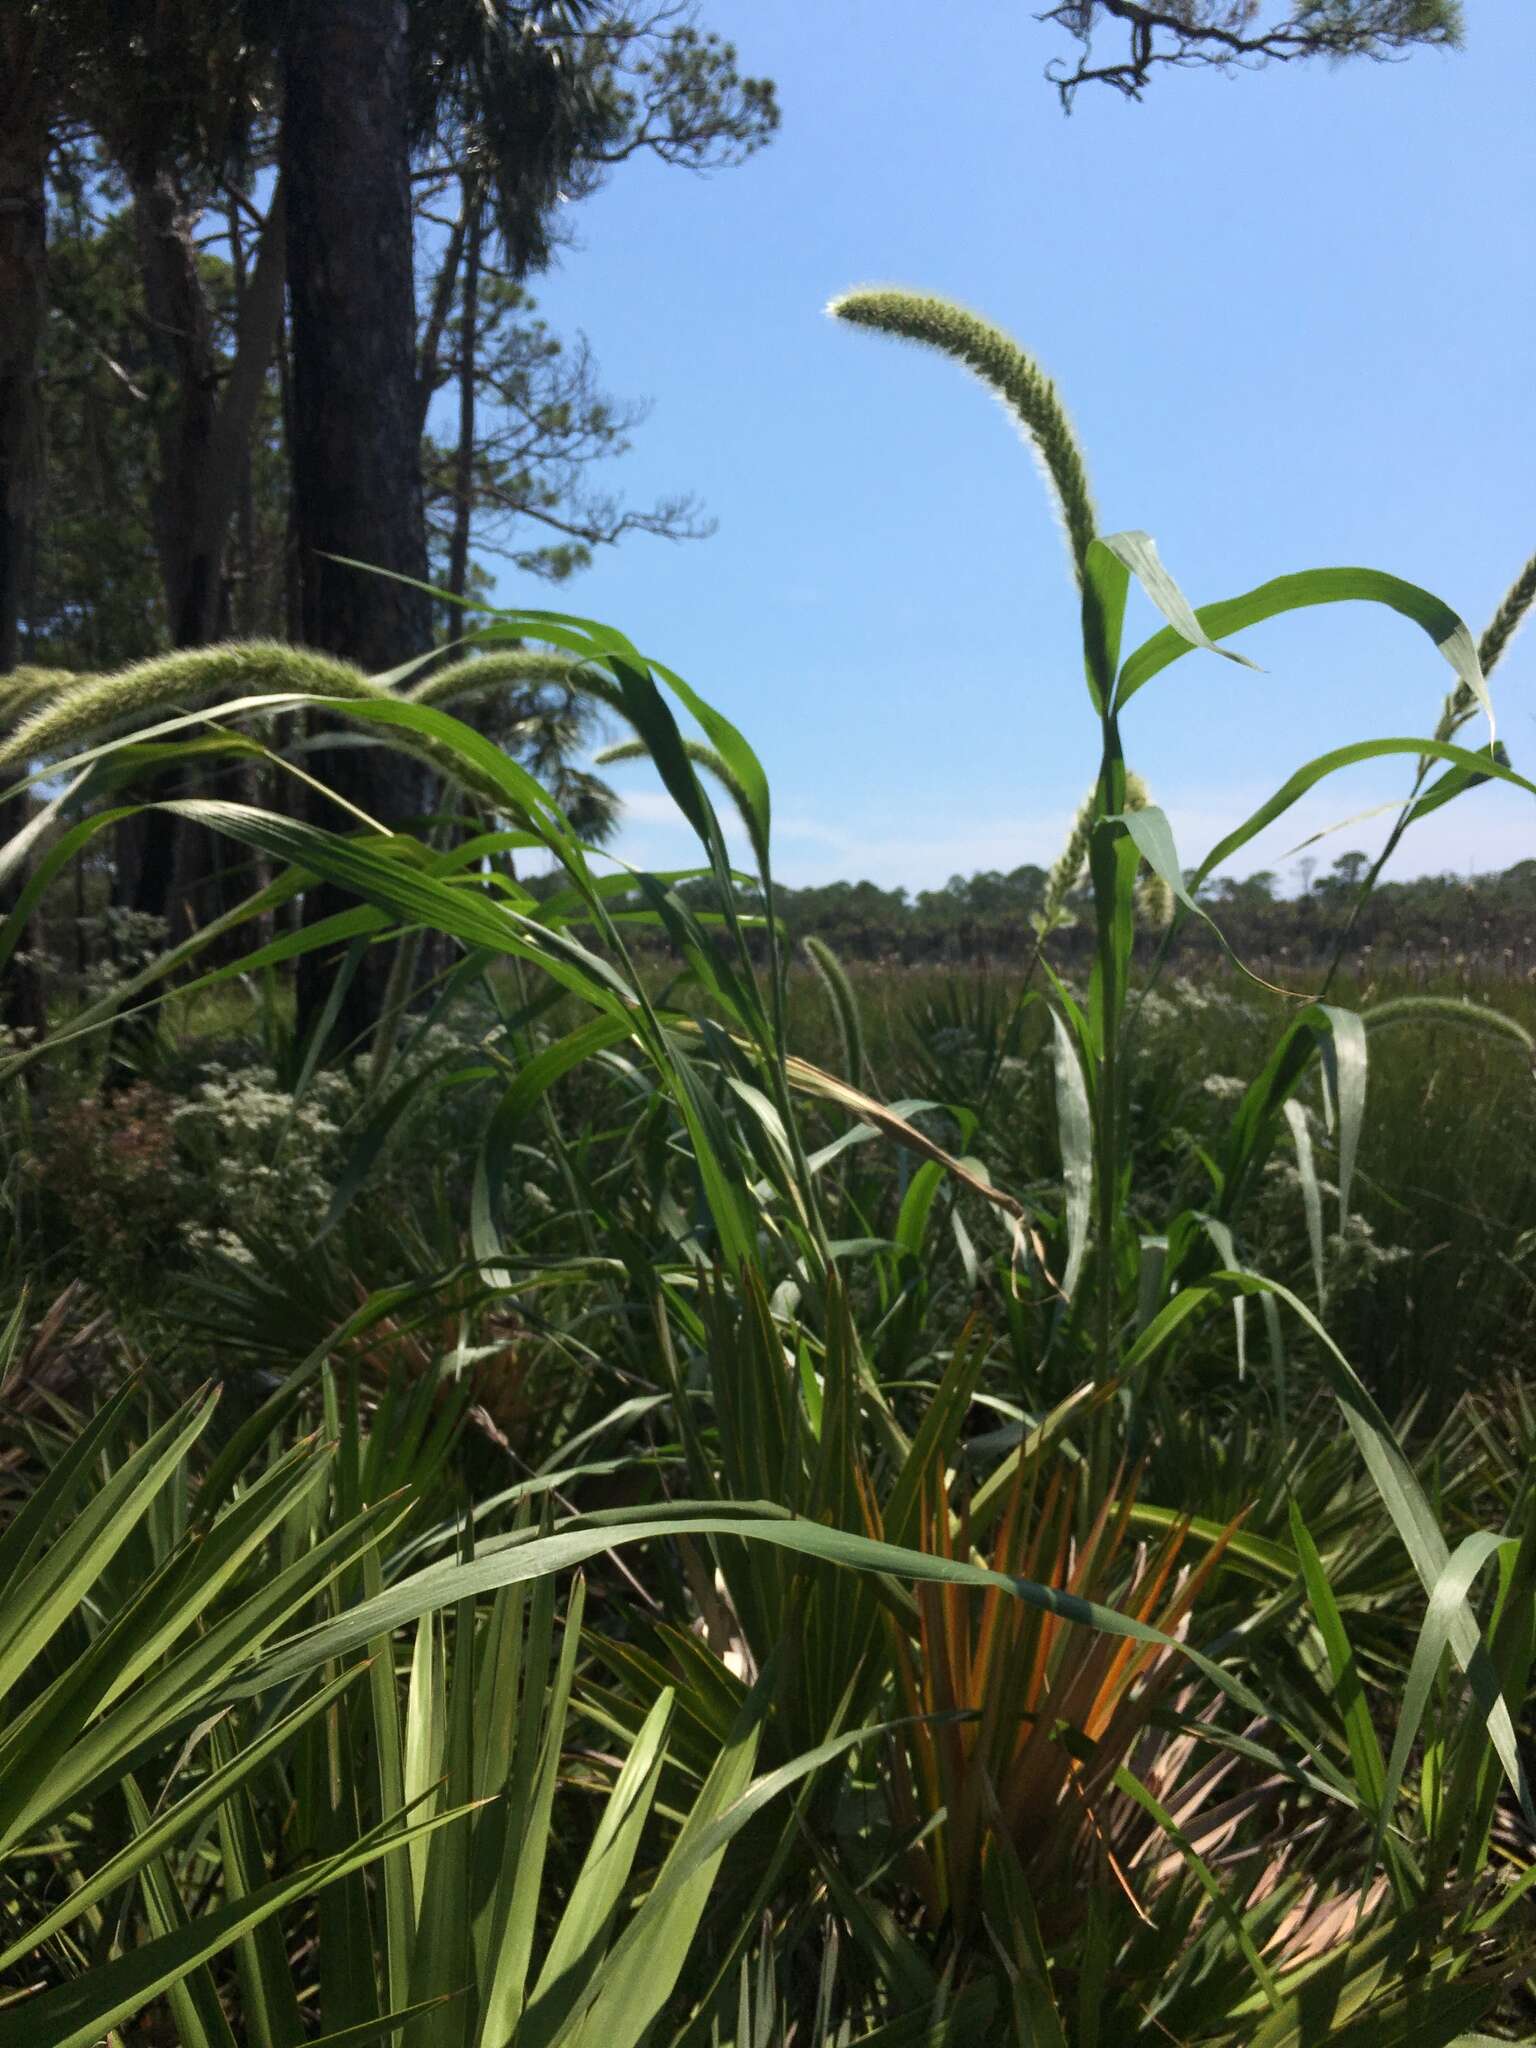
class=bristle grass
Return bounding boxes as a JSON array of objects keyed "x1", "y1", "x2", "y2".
[
  {"x1": 829, "y1": 288, "x2": 1098, "y2": 585},
  {"x1": 4, "y1": 292, "x2": 1535, "y2": 2045}
]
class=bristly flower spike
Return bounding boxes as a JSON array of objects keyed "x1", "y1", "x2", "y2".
[
  {"x1": 1432, "y1": 547, "x2": 1536, "y2": 747},
  {"x1": 1038, "y1": 770, "x2": 1166, "y2": 933},
  {"x1": 828, "y1": 287, "x2": 1098, "y2": 587}
]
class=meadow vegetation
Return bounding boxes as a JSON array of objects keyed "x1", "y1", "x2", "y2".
[{"x1": 2, "y1": 292, "x2": 1535, "y2": 2045}]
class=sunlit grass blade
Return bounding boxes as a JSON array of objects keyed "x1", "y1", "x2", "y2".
[
  {"x1": 0, "y1": 1665, "x2": 366, "y2": 1971},
  {"x1": 238, "y1": 1505, "x2": 1275, "y2": 1737},
  {"x1": 1188, "y1": 736, "x2": 1536, "y2": 890},
  {"x1": 1049, "y1": 1008, "x2": 1092, "y2": 1301},
  {"x1": 1113, "y1": 567, "x2": 1492, "y2": 738},
  {"x1": 0, "y1": 1389, "x2": 217, "y2": 1704}
]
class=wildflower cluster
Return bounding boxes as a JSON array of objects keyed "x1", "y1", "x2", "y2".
[{"x1": 169, "y1": 1063, "x2": 359, "y2": 1265}]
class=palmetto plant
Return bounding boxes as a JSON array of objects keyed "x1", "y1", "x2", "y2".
[
  {"x1": 0, "y1": 1305, "x2": 1309, "y2": 2045},
  {"x1": 4, "y1": 290, "x2": 1536, "y2": 2040},
  {"x1": 885, "y1": 1453, "x2": 1243, "y2": 1945}
]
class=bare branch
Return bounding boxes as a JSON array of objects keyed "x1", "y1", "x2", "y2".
[{"x1": 1039, "y1": 0, "x2": 1462, "y2": 106}]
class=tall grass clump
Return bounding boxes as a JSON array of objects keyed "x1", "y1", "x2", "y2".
[{"x1": 2, "y1": 293, "x2": 1535, "y2": 2041}]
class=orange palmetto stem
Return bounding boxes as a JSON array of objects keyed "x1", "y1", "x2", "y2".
[{"x1": 885, "y1": 1443, "x2": 1248, "y2": 1943}]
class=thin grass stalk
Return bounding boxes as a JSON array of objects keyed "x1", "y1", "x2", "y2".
[
  {"x1": 594, "y1": 660, "x2": 839, "y2": 1283},
  {"x1": 1317, "y1": 544, "x2": 1531, "y2": 1000},
  {"x1": 1087, "y1": 720, "x2": 1131, "y2": 1508}
]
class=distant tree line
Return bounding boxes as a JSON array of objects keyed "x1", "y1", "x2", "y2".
[{"x1": 567, "y1": 849, "x2": 1536, "y2": 974}]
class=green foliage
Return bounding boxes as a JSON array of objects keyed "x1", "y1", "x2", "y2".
[
  {"x1": 4, "y1": 294, "x2": 1536, "y2": 2042},
  {"x1": 23, "y1": 201, "x2": 174, "y2": 670}
]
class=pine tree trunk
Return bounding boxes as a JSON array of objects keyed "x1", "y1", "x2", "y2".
[
  {"x1": 133, "y1": 163, "x2": 219, "y2": 649},
  {"x1": 0, "y1": 21, "x2": 45, "y2": 672},
  {"x1": 446, "y1": 181, "x2": 482, "y2": 612},
  {"x1": 284, "y1": 0, "x2": 432, "y2": 1055},
  {"x1": 0, "y1": 26, "x2": 48, "y2": 1041},
  {"x1": 129, "y1": 169, "x2": 292, "y2": 935},
  {"x1": 418, "y1": 176, "x2": 484, "y2": 990}
]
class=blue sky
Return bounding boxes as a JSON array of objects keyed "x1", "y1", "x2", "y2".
[{"x1": 512, "y1": 0, "x2": 1534, "y2": 894}]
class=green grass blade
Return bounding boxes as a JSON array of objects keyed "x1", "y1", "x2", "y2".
[
  {"x1": 477, "y1": 1577, "x2": 585, "y2": 2045},
  {"x1": 1317, "y1": 1003, "x2": 1367, "y2": 1231},
  {"x1": 1188, "y1": 737, "x2": 1536, "y2": 891},
  {"x1": 0, "y1": 1666, "x2": 364, "y2": 1971},
  {"x1": 1368, "y1": 1530, "x2": 1517, "y2": 1897},
  {"x1": 1049, "y1": 1007, "x2": 1093, "y2": 1301},
  {"x1": 1100, "y1": 530, "x2": 1261, "y2": 678},
  {"x1": 126, "y1": 1776, "x2": 240, "y2": 2048},
  {"x1": 1282, "y1": 1101, "x2": 1326, "y2": 1306},
  {"x1": 518, "y1": 1690, "x2": 675, "y2": 2048},
  {"x1": 0, "y1": 1374, "x2": 143, "y2": 1603},
  {"x1": 1114, "y1": 567, "x2": 1490, "y2": 736},
  {"x1": 212, "y1": 1717, "x2": 307, "y2": 2048},
  {"x1": 0, "y1": 1391, "x2": 217, "y2": 1704},
  {"x1": 239, "y1": 1506, "x2": 1273, "y2": 1735},
  {"x1": 1288, "y1": 1504, "x2": 1388, "y2": 1822},
  {"x1": 1217, "y1": 1273, "x2": 1531, "y2": 1823},
  {"x1": 305, "y1": 2001, "x2": 467, "y2": 2048},
  {"x1": 0, "y1": 1803, "x2": 485, "y2": 2048}
]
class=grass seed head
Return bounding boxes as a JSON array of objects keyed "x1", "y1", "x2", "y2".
[{"x1": 828, "y1": 286, "x2": 1098, "y2": 586}]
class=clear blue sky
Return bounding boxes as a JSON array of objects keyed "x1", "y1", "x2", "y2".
[{"x1": 512, "y1": 0, "x2": 1534, "y2": 894}]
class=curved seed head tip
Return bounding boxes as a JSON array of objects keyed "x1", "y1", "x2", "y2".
[
  {"x1": 0, "y1": 643, "x2": 513, "y2": 815},
  {"x1": 829, "y1": 285, "x2": 1098, "y2": 586},
  {"x1": 0, "y1": 641, "x2": 384, "y2": 772},
  {"x1": 1138, "y1": 873, "x2": 1176, "y2": 931},
  {"x1": 1041, "y1": 784, "x2": 1098, "y2": 930},
  {"x1": 803, "y1": 932, "x2": 870, "y2": 1091},
  {"x1": 1478, "y1": 548, "x2": 1536, "y2": 681},
  {"x1": 597, "y1": 733, "x2": 753, "y2": 830},
  {"x1": 0, "y1": 665, "x2": 80, "y2": 733},
  {"x1": 415, "y1": 650, "x2": 628, "y2": 725},
  {"x1": 1039, "y1": 772, "x2": 1158, "y2": 932},
  {"x1": 409, "y1": 649, "x2": 588, "y2": 707}
]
